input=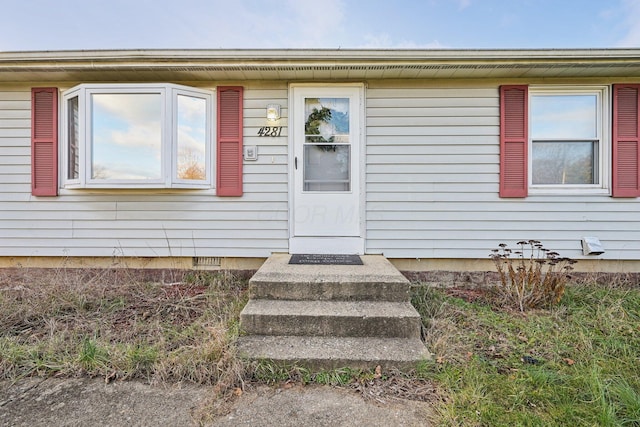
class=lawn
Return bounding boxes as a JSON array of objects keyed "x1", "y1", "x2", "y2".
[
  {"x1": 1, "y1": 266, "x2": 639, "y2": 426},
  {"x1": 413, "y1": 282, "x2": 640, "y2": 426}
]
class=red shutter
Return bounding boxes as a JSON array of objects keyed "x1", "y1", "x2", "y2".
[
  {"x1": 499, "y1": 85, "x2": 528, "y2": 198},
  {"x1": 31, "y1": 87, "x2": 58, "y2": 196},
  {"x1": 216, "y1": 87, "x2": 243, "y2": 196},
  {"x1": 612, "y1": 84, "x2": 640, "y2": 197}
]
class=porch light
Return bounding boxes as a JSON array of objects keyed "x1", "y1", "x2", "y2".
[{"x1": 266, "y1": 103, "x2": 280, "y2": 121}]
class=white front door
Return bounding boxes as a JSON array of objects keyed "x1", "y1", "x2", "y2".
[{"x1": 289, "y1": 85, "x2": 364, "y2": 254}]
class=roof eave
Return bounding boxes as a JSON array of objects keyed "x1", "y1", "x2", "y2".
[{"x1": 1, "y1": 48, "x2": 640, "y2": 82}]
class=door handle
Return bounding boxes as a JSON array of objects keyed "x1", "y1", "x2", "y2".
[{"x1": 294, "y1": 156, "x2": 298, "y2": 170}]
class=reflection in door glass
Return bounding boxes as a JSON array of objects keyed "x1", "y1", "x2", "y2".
[
  {"x1": 304, "y1": 145, "x2": 350, "y2": 191},
  {"x1": 303, "y1": 98, "x2": 351, "y2": 191}
]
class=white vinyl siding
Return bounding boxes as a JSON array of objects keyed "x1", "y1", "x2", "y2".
[
  {"x1": 3, "y1": 81, "x2": 640, "y2": 260},
  {"x1": 0, "y1": 85, "x2": 288, "y2": 257},
  {"x1": 365, "y1": 82, "x2": 640, "y2": 260}
]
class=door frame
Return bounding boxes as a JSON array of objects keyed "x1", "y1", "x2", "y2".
[{"x1": 288, "y1": 83, "x2": 366, "y2": 254}]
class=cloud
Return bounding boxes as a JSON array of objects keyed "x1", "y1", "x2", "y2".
[
  {"x1": 360, "y1": 33, "x2": 448, "y2": 49},
  {"x1": 457, "y1": 0, "x2": 472, "y2": 11},
  {"x1": 109, "y1": 125, "x2": 162, "y2": 150},
  {"x1": 531, "y1": 98, "x2": 596, "y2": 139},
  {"x1": 177, "y1": 125, "x2": 206, "y2": 156},
  {"x1": 93, "y1": 93, "x2": 162, "y2": 125},
  {"x1": 182, "y1": 0, "x2": 347, "y2": 48},
  {"x1": 281, "y1": 0, "x2": 346, "y2": 47},
  {"x1": 616, "y1": 0, "x2": 640, "y2": 47}
]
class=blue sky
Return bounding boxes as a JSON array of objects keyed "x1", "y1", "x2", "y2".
[{"x1": 1, "y1": 0, "x2": 639, "y2": 51}]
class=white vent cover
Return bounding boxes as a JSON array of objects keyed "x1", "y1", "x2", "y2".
[{"x1": 581, "y1": 237, "x2": 604, "y2": 256}]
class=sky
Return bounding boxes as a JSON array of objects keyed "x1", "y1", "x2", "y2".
[{"x1": 0, "y1": 0, "x2": 640, "y2": 52}]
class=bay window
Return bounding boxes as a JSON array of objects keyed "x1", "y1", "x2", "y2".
[{"x1": 62, "y1": 84, "x2": 213, "y2": 188}]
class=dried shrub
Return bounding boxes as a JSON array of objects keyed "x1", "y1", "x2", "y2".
[{"x1": 490, "y1": 240, "x2": 577, "y2": 311}]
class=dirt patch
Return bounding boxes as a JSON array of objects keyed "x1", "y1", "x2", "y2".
[{"x1": 443, "y1": 287, "x2": 490, "y2": 304}]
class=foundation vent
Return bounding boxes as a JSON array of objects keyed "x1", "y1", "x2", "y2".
[{"x1": 192, "y1": 256, "x2": 222, "y2": 268}]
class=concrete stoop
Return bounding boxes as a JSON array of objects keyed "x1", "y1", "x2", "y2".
[{"x1": 237, "y1": 253, "x2": 430, "y2": 370}]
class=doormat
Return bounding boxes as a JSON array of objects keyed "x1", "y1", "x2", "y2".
[{"x1": 289, "y1": 254, "x2": 363, "y2": 265}]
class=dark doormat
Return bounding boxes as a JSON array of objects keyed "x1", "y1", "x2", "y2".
[{"x1": 288, "y1": 254, "x2": 363, "y2": 265}]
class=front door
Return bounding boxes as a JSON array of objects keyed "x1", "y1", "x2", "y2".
[{"x1": 289, "y1": 85, "x2": 364, "y2": 254}]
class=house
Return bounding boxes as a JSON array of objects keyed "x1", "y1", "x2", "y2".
[{"x1": 1, "y1": 48, "x2": 640, "y2": 275}]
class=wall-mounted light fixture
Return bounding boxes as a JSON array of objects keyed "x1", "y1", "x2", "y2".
[
  {"x1": 266, "y1": 104, "x2": 281, "y2": 121},
  {"x1": 581, "y1": 236, "x2": 604, "y2": 256}
]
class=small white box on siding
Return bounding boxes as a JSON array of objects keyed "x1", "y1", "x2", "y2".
[
  {"x1": 244, "y1": 145, "x2": 258, "y2": 161},
  {"x1": 581, "y1": 237, "x2": 604, "y2": 256}
]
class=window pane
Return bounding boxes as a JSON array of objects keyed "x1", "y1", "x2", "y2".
[
  {"x1": 91, "y1": 93, "x2": 162, "y2": 180},
  {"x1": 303, "y1": 97, "x2": 351, "y2": 192},
  {"x1": 304, "y1": 98, "x2": 349, "y2": 143},
  {"x1": 303, "y1": 145, "x2": 350, "y2": 191},
  {"x1": 67, "y1": 96, "x2": 79, "y2": 180},
  {"x1": 531, "y1": 95, "x2": 597, "y2": 139},
  {"x1": 532, "y1": 141, "x2": 597, "y2": 185},
  {"x1": 176, "y1": 95, "x2": 206, "y2": 181}
]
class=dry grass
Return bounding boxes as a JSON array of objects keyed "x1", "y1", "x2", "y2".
[
  {"x1": 349, "y1": 369, "x2": 440, "y2": 405},
  {"x1": 0, "y1": 267, "x2": 249, "y2": 393},
  {"x1": 0, "y1": 265, "x2": 442, "y2": 423}
]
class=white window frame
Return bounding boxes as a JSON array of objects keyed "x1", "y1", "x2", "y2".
[
  {"x1": 61, "y1": 83, "x2": 214, "y2": 189},
  {"x1": 528, "y1": 85, "x2": 610, "y2": 195}
]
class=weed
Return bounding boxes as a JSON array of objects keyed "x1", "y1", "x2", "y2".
[
  {"x1": 249, "y1": 360, "x2": 312, "y2": 385},
  {"x1": 77, "y1": 336, "x2": 109, "y2": 373},
  {"x1": 490, "y1": 240, "x2": 577, "y2": 311}
]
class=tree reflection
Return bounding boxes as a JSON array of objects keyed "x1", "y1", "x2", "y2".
[{"x1": 532, "y1": 141, "x2": 595, "y2": 185}]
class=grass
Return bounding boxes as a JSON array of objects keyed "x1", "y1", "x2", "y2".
[
  {"x1": 1, "y1": 266, "x2": 639, "y2": 426},
  {"x1": 412, "y1": 282, "x2": 640, "y2": 426},
  {"x1": 0, "y1": 268, "x2": 249, "y2": 388}
]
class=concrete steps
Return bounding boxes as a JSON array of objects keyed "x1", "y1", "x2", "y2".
[
  {"x1": 241, "y1": 300, "x2": 422, "y2": 338},
  {"x1": 238, "y1": 336, "x2": 428, "y2": 368},
  {"x1": 237, "y1": 253, "x2": 430, "y2": 370}
]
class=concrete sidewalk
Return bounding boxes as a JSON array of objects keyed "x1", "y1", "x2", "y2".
[{"x1": 0, "y1": 377, "x2": 434, "y2": 426}]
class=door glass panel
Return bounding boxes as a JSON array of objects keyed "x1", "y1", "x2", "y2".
[
  {"x1": 303, "y1": 97, "x2": 350, "y2": 191},
  {"x1": 304, "y1": 145, "x2": 350, "y2": 191}
]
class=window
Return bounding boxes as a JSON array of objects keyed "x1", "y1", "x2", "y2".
[
  {"x1": 62, "y1": 84, "x2": 213, "y2": 188},
  {"x1": 499, "y1": 85, "x2": 627, "y2": 198},
  {"x1": 529, "y1": 87, "x2": 609, "y2": 194}
]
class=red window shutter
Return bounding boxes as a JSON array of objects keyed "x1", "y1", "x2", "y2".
[
  {"x1": 31, "y1": 87, "x2": 58, "y2": 196},
  {"x1": 216, "y1": 87, "x2": 243, "y2": 196},
  {"x1": 499, "y1": 85, "x2": 528, "y2": 197},
  {"x1": 612, "y1": 84, "x2": 640, "y2": 197}
]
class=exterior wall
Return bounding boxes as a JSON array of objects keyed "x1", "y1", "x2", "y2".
[
  {"x1": 365, "y1": 79, "x2": 640, "y2": 261},
  {"x1": 2, "y1": 78, "x2": 640, "y2": 262},
  {"x1": 0, "y1": 83, "x2": 289, "y2": 258}
]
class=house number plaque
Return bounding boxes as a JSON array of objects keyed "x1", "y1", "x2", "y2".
[{"x1": 257, "y1": 126, "x2": 283, "y2": 137}]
